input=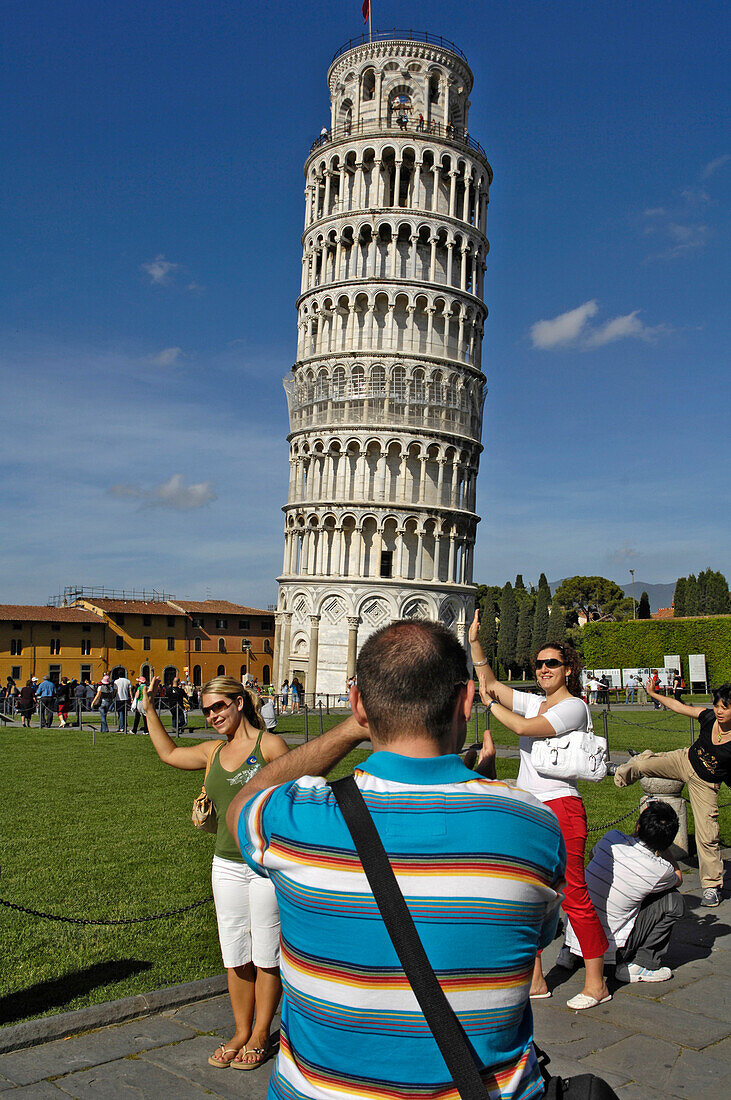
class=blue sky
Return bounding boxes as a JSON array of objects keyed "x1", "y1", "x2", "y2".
[{"x1": 2, "y1": 0, "x2": 728, "y2": 605}]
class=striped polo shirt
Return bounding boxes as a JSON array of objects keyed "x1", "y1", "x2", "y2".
[{"x1": 239, "y1": 751, "x2": 565, "y2": 1100}]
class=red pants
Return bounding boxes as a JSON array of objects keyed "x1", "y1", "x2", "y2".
[{"x1": 544, "y1": 795, "x2": 608, "y2": 959}]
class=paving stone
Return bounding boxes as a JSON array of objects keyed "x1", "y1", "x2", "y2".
[
  {"x1": 0, "y1": 1016, "x2": 196, "y2": 1086},
  {"x1": 664, "y1": 1048, "x2": 731, "y2": 1099},
  {"x1": 0, "y1": 1084, "x2": 69, "y2": 1098},
  {"x1": 703, "y1": 1035, "x2": 731, "y2": 1063},
  {"x1": 532, "y1": 1050, "x2": 630, "y2": 1092},
  {"x1": 531, "y1": 1003, "x2": 632, "y2": 1059},
  {"x1": 657, "y1": 975, "x2": 731, "y2": 1020},
  {"x1": 598, "y1": 990, "x2": 730, "y2": 1049},
  {"x1": 52, "y1": 1057, "x2": 218, "y2": 1099},
  {"x1": 579, "y1": 1033, "x2": 681, "y2": 1087},
  {"x1": 0, "y1": 1076, "x2": 15, "y2": 1093},
  {"x1": 141, "y1": 1034, "x2": 274, "y2": 1100},
  {"x1": 162, "y1": 994, "x2": 236, "y2": 1034},
  {"x1": 614, "y1": 1084, "x2": 684, "y2": 1099}
]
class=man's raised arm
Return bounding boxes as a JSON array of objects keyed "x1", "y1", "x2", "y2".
[{"x1": 226, "y1": 713, "x2": 368, "y2": 842}]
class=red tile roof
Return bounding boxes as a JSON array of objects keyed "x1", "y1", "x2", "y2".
[
  {"x1": 171, "y1": 600, "x2": 271, "y2": 615},
  {"x1": 83, "y1": 599, "x2": 177, "y2": 614},
  {"x1": 0, "y1": 605, "x2": 98, "y2": 623}
]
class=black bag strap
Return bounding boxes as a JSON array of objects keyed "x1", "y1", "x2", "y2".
[{"x1": 330, "y1": 774, "x2": 487, "y2": 1100}]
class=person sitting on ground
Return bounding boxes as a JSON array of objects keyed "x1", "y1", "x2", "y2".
[
  {"x1": 560, "y1": 801, "x2": 683, "y2": 982},
  {"x1": 614, "y1": 682, "x2": 731, "y2": 908},
  {"x1": 227, "y1": 619, "x2": 566, "y2": 1099}
]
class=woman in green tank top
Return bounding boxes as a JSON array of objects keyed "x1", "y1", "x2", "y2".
[{"x1": 144, "y1": 673, "x2": 289, "y2": 1070}]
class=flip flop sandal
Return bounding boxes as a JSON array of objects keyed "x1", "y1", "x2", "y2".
[
  {"x1": 231, "y1": 1046, "x2": 275, "y2": 1071},
  {"x1": 208, "y1": 1045, "x2": 239, "y2": 1068},
  {"x1": 529, "y1": 990, "x2": 552, "y2": 999},
  {"x1": 566, "y1": 992, "x2": 612, "y2": 1010}
]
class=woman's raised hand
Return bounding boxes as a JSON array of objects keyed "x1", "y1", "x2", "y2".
[
  {"x1": 468, "y1": 608, "x2": 480, "y2": 644},
  {"x1": 144, "y1": 676, "x2": 162, "y2": 705}
]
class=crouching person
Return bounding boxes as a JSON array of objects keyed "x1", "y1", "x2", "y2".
[{"x1": 562, "y1": 801, "x2": 683, "y2": 983}]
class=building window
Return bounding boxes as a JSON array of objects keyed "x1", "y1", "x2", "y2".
[
  {"x1": 10, "y1": 639, "x2": 22, "y2": 656},
  {"x1": 194, "y1": 637, "x2": 201, "y2": 652},
  {"x1": 82, "y1": 624, "x2": 91, "y2": 633},
  {"x1": 263, "y1": 664, "x2": 270, "y2": 685},
  {"x1": 80, "y1": 664, "x2": 92, "y2": 680},
  {"x1": 11, "y1": 665, "x2": 21, "y2": 680},
  {"x1": 167, "y1": 637, "x2": 175, "y2": 651},
  {"x1": 216, "y1": 618, "x2": 228, "y2": 629},
  {"x1": 240, "y1": 664, "x2": 248, "y2": 680},
  {"x1": 81, "y1": 639, "x2": 91, "y2": 656},
  {"x1": 218, "y1": 638, "x2": 226, "y2": 653},
  {"x1": 115, "y1": 636, "x2": 124, "y2": 650},
  {"x1": 217, "y1": 664, "x2": 225, "y2": 676},
  {"x1": 192, "y1": 617, "x2": 203, "y2": 628},
  {"x1": 167, "y1": 616, "x2": 175, "y2": 627},
  {"x1": 143, "y1": 636, "x2": 151, "y2": 651},
  {"x1": 49, "y1": 664, "x2": 61, "y2": 685},
  {"x1": 50, "y1": 638, "x2": 61, "y2": 655},
  {"x1": 143, "y1": 616, "x2": 152, "y2": 626},
  {"x1": 141, "y1": 664, "x2": 151, "y2": 680},
  {"x1": 260, "y1": 618, "x2": 274, "y2": 630},
  {"x1": 193, "y1": 664, "x2": 202, "y2": 686},
  {"x1": 380, "y1": 550, "x2": 393, "y2": 578},
  {"x1": 238, "y1": 618, "x2": 250, "y2": 629},
  {"x1": 264, "y1": 638, "x2": 272, "y2": 654}
]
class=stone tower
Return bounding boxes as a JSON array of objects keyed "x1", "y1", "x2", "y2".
[{"x1": 274, "y1": 31, "x2": 492, "y2": 696}]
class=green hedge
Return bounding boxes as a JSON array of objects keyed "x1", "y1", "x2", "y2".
[{"x1": 582, "y1": 616, "x2": 731, "y2": 685}]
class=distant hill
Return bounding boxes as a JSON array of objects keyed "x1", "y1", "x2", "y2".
[{"x1": 548, "y1": 579, "x2": 675, "y2": 614}]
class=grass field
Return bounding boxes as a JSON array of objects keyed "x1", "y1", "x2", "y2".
[{"x1": 1, "y1": 704, "x2": 728, "y2": 1028}]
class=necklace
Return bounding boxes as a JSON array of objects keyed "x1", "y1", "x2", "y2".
[{"x1": 713, "y1": 723, "x2": 731, "y2": 744}]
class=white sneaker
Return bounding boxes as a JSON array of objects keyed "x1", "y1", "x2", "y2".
[{"x1": 615, "y1": 962, "x2": 672, "y2": 983}]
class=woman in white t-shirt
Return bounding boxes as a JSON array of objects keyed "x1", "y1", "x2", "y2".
[{"x1": 469, "y1": 612, "x2": 610, "y2": 1010}]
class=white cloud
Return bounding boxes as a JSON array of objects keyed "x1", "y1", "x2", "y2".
[
  {"x1": 149, "y1": 346, "x2": 182, "y2": 366},
  {"x1": 701, "y1": 154, "x2": 730, "y2": 180},
  {"x1": 530, "y1": 301, "x2": 669, "y2": 350},
  {"x1": 108, "y1": 475, "x2": 217, "y2": 511},
  {"x1": 529, "y1": 300, "x2": 598, "y2": 349},
  {"x1": 140, "y1": 254, "x2": 178, "y2": 285}
]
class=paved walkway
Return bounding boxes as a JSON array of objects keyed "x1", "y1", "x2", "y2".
[{"x1": 0, "y1": 850, "x2": 728, "y2": 1098}]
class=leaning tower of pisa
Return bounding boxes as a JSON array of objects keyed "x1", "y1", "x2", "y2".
[{"x1": 273, "y1": 31, "x2": 492, "y2": 696}]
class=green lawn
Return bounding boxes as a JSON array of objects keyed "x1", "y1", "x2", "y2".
[{"x1": 1, "y1": 708, "x2": 727, "y2": 1028}]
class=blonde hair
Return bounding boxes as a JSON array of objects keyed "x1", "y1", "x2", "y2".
[{"x1": 201, "y1": 675, "x2": 264, "y2": 730}]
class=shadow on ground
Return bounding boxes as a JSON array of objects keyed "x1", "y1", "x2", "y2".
[{"x1": 0, "y1": 959, "x2": 153, "y2": 1026}]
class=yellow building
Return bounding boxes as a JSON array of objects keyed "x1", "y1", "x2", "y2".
[{"x1": 0, "y1": 598, "x2": 275, "y2": 688}]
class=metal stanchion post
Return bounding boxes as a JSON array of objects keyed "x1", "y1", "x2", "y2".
[
  {"x1": 602, "y1": 709, "x2": 609, "y2": 759},
  {"x1": 318, "y1": 700, "x2": 324, "y2": 738},
  {"x1": 473, "y1": 704, "x2": 479, "y2": 744},
  {"x1": 304, "y1": 704, "x2": 309, "y2": 742}
]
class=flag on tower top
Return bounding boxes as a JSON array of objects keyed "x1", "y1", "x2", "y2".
[{"x1": 362, "y1": 0, "x2": 370, "y2": 23}]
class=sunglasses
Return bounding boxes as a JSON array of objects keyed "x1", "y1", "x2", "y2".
[
  {"x1": 535, "y1": 658, "x2": 565, "y2": 670},
  {"x1": 201, "y1": 699, "x2": 235, "y2": 718}
]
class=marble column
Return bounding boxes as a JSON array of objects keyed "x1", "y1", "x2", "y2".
[
  {"x1": 346, "y1": 616, "x2": 359, "y2": 682},
  {"x1": 307, "y1": 615, "x2": 321, "y2": 696},
  {"x1": 280, "y1": 612, "x2": 293, "y2": 683}
]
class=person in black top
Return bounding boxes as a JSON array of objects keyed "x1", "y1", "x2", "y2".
[
  {"x1": 166, "y1": 676, "x2": 188, "y2": 736},
  {"x1": 614, "y1": 682, "x2": 731, "y2": 907}
]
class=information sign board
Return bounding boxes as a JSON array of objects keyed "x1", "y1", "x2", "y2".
[{"x1": 688, "y1": 654, "x2": 707, "y2": 688}]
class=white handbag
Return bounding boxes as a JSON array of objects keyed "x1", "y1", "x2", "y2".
[{"x1": 530, "y1": 701, "x2": 607, "y2": 782}]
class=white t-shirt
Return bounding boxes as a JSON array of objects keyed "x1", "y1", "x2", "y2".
[
  {"x1": 260, "y1": 699, "x2": 277, "y2": 730},
  {"x1": 114, "y1": 677, "x2": 131, "y2": 701},
  {"x1": 565, "y1": 830, "x2": 677, "y2": 960},
  {"x1": 513, "y1": 690, "x2": 587, "y2": 802}
]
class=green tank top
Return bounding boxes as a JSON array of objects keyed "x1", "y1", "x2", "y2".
[{"x1": 205, "y1": 731, "x2": 266, "y2": 862}]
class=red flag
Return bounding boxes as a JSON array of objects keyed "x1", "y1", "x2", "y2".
[{"x1": 362, "y1": 0, "x2": 370, "y2": 23}]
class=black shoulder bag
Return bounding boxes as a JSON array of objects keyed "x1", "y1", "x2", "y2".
[{"x1": 330, "y1": 774, "x2": 619, "y2": 1100}]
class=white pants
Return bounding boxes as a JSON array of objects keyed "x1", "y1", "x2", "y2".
[{"x1": 211, "y1": 855, "x2": 281, "y2": 969}]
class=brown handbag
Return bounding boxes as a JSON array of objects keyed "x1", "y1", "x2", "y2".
[{"x1": 191, "y1": 741, "x2": 225, "y2": 832}]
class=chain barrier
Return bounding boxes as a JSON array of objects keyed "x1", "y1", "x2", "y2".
[
  {"x1": 0, "y1": 891, "x2": 213, "y2": 926},
  {"x1": 586, "y1": 804, "x2": 643, "y2": 833},
  {"x1": 607, "y1": 712, "x2": 686, "y2": 733}
]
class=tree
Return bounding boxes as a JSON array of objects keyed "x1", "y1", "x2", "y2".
[
  {"x1": 515, "y1": 598, "x2": 535, "y2": 673},
  {"x1": 637, "y1": 591, "x2": 651, "y2": 619},
  {"x1": 546, "y1": 599, "x2": 567, "y2": 644},
  {"x1": 684, "y1": 574, "x2": 699, "y2": 616},
  {"x1": 673, "y1": 576, "x2": 686, "y2": 617},
  {"x1": 532, "y1": 585, "x2": 550, "y2": 653},
  {"x1": 497, "y1": 583, "x2": 518, "y2": 675},
  {"x1": 478, "y1": 591, "x2": 499, "y2": 669},
  {"x1": 706, "y1": 571, "x2": 731, "y2": 614},
  {"x1": 537, "y1": 572, "x2": 550, "y2": 593},
  {"x1": 551, "y1": 575, "x2": 631, "y2": 622}
]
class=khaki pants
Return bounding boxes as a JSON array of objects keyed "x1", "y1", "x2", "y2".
[{"x1": 616, "y1": 748, "x2": 722, "y2": 889}]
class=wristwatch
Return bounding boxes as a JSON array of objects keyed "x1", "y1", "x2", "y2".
[{"x1": 485, "y1": 699, "x2": 495, "y2": 713}]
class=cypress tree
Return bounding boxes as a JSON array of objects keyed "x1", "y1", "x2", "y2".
[
  {"x1": 532, "y1": 585, "x2": 550, "y2": 652},
  {"x1": 706, "y1": 571, "x2": 731, "y2": 614},
  {"x1": 515, "y1": 599, "x2": 535, "y2": 673},
  {"x1": 478, "y1": 593, "x2": 499, "y2": 669},
  {"x1": 697, "y1": 568, "x2": 711, "y2": 614},
  {"x1": 637, "y1": 591, "x2": 651, "y2": 619},
  {"x1": 497, "y1": 583, "x2": 518, "y2": 675},
  {"x1": 537, "y1": 572, "x2": 550, "y2": 593},
  {"x1": 546, "y1": 599, "x2": 567, "y2": 644},
  {"x1": 673, "y1": 576, "x2": 686, "y2": 617},
  {"x1": 685, "y1": 574, "x2": 699, "y2": 616}
]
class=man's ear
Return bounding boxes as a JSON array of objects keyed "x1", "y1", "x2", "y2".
[
  {"x1": 462, "y1": 678, "x2": 476, "y2": 721},
  {"x1": 349, "y1": 684, "x2": 370, "y2": 729}
]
